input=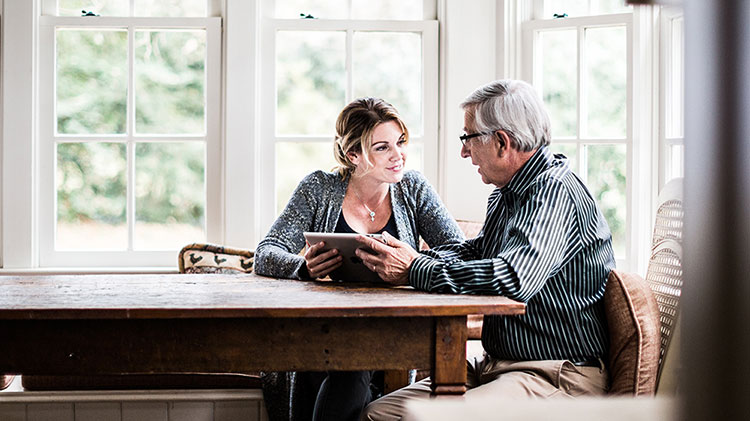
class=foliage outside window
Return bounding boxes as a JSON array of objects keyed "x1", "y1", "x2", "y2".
[
  {"x1": 263, "y1": 0, "x2": 437, "y2": 223},
  {"x1": 526, "y1": 1, "x2": 631, "y2": 259},
  {"x1": 38, "y1": 1, "x2": 221, "y2": 266}
]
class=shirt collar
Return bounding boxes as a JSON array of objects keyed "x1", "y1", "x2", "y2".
[{"x1": 502, "y1": 146, "x2": 553, "y2": 196}]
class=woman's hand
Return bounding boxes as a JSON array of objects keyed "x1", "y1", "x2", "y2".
[{"x1": 303, "y1": 241, "x2": 343, "y2": 279}]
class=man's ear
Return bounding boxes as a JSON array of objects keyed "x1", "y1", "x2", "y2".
[{"x1": 495, "y1": 130, "x2": 511, "y2": 152}]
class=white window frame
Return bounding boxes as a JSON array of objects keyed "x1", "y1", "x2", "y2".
[
  {"x1": 257, "y1": 0, "x2": 438, "y2": 235},
  {"x1": 2, "y1": 0, "x2": 223, "y2": 268},
  {"x1": 658, "y1": 7, "x2": 684, "y2": 189},
  {"x1": 521, "y1": 7, "x2": 651, "y2": 272}
]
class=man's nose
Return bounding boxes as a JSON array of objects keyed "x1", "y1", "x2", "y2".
[{"x1": 460, "y1": 143, "x2": 471, "y2": 158}]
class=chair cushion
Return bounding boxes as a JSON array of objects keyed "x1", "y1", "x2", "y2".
[
  {"x1": 604, "y1": 270, "x2": 662, "y2": 395},
  {"x1": 456, "y1": 220, "x2": 484, "y2": 238},
  {"x1": 178, "y1": 243, "x2": 254, "y2": 274}
]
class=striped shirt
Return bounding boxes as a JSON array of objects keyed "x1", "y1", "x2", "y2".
[{"x1": 410, "y1": 146, "x2": 615, "y2": 362}]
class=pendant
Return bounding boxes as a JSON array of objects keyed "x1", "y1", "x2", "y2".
[{"x1": 369, "y1": 211, "x2": 376, "y2": 222}]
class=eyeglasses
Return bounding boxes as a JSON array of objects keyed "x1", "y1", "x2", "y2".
[{"x1": 459, "y1": 131, "x2": 494, "y2": 146}]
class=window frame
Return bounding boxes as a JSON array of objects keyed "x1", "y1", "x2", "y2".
[
  {"x1": 658, "y1": 7, "x2": 684, "y2": 188},
  {"x1": 5, "y1": 2, "x2": 224, "y2": 268},
  {"x1": 521, "y1": 11, "x2": 639, "y2": 270},
  {"x1": 257, "y1": 0, "x2": 439, "y2": 235}
]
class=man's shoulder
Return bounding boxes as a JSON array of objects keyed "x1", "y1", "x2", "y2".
[{"x1": 527, "y1": 161, "x2": 596, "y2": 206}]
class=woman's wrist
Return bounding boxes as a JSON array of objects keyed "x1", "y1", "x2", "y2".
[{"x1": 298, "y1": 262, "x2": 313, "y2": 280}]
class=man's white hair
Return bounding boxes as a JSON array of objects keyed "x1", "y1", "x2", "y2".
[{"x1": 460, "y1": 79, "x2": 551, "y2": 152}]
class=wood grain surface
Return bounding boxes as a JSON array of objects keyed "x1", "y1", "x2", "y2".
[
  {"x1": 0, "y1": 273, "x2": 525, "y2": 395},
  {"x1": 0, "y1": 273, "x2": 525, "y2": 319}
]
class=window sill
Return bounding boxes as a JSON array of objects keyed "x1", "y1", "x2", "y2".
[{"x1": 0, "y1": 267, "x2": 179, "y2": 275}]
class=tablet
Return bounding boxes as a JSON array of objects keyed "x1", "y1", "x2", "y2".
[{"x1": 303, "y1": 232, "x2": 384, "y2": 283}]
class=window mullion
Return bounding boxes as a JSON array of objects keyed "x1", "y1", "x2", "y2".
[
  {"x1": 346, "y1": 28, "x2": 354, "y2": 103},
  {"x1": 577, "y1": 25, "x2": 585, "y2": 143},
  {"x1": 577, "y1": 26, "x2": 585, "y2": 178},
  {"x1": 127, "y1": 25, "x2": 136, "y2": 252}
]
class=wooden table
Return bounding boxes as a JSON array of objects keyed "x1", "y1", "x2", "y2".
[{"x1": 0, "y1": 273, "x2": 524, "y2": 395}]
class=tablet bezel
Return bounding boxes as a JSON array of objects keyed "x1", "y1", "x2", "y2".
[{"x1": 302, "y1": 232, "x2": 383, "y2": 283}]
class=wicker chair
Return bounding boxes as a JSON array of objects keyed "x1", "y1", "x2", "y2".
[{"x1": 644, "y1": 178, "x2": 684, "y2": 394}]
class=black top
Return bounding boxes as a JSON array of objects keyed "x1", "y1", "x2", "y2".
[{"x1": 335, "y1": 209, "x2": 399, "y2": 239}]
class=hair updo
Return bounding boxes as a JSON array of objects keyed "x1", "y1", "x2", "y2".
[{"x1": 333, "y1": 98, "x2": 409, "y2": 178}]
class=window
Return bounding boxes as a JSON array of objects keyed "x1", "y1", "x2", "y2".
[
  {"x1": 659, "y1": 7, "x2": 684, "y2": 186},
  {"x1": 37, "y1": 1, "x2": 221, "y2": 266},
  {"x1": 258, "y1": 0, "x2": 438, "y2": 232},
  {"x1": 522, "y1": 0, "x2": 633, "y2": 266}
]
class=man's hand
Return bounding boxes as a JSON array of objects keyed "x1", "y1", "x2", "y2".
[{"x1": 355, "y1": 231, "x2": 420, "y2": 285}]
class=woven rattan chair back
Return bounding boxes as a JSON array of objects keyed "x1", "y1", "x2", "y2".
[
  {"x1": 651, "y1": 179, "x2": 684, "y2": 246},
  {"x1": 645, "y1": 178, "x2": 684, "y2": 390},
  {"x1": 646, "y1": 239, "x2": 682, "y2": 384}
]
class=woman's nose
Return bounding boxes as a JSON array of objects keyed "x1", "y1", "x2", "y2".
[{"x1": 391, "y1": 146, "x2": 403, "y2": 160}]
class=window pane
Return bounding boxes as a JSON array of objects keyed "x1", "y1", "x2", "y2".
[
  {"x1": 550, "y1": 143, "x2": 578, "y2": 173},
  {"x1": 275, "y1": 0, "x2": 348, "y2": 19},
  {"x1": 669, "y1": 144, "x2": 684, "y2": 181},
  {"x1": 540, "y1": 30, "x2": 577, "y2": 138},
  {"x1": 276, "y1": 31, "x2": 346, "y2": 136},
  {"x1": 57, "y1": 29, "x2": 127, "y2": 135},
  {"x1": 667, "y1": 17, "x2": 684, "y2": 139},
  {"x1": 544, "y1": 0, "x2": 587, "y2": 18},
  {"x1": 276, "y1": 142, "x2": 338, "y2": 216},
  {"x1": 590, "y1": 0, "x2": 631, "y2": 15},
  {"x1": 586, "y1": 144, "x2": 626, "y2": 257},
  {"x1": 544, "y1": 0, "x2": 630, "y2": 17},
  {"x1": 56, "y1": 142, "x2": 127, "y2": 250},
  {"x1": 584, "y1": 26, "x2": 626, "y2": 138},
  {"x1": 135, "y1": 30, "x2": 206, "y2": 135},
  {"x1": 351, "y1": 0, "x2": 422, "y2": 20},
  {"x1": 404, "y1": 141, "x2": 424, "y2": 173},
  {"x1": 135, "y1": 0, "x2": 206, "y2": 17},
  {"x1": 353, "y1": 32, "x2": 422, "y2": 136},
  {"x1": 58, "y1": 0, "x2": 128, "y2": 16},
  {"x1": 135, "y1": 142, "x2": 206, "y2": 250}
]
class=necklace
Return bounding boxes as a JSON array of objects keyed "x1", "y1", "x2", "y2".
[{"x1": 351, "y1": 187, "x2": 386, "y2": 222}]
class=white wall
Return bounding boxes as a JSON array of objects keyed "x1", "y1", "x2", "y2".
[
  {"x1": 439, "y1": 0, "x2": 497, "y2": 222},
  {"x1": 0, "y1": 388, "x2": 268, "y2": 421}
]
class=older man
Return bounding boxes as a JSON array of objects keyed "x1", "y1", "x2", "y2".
[{"x1": 356, "y1": 79, "x2": 615, "y2": 419}]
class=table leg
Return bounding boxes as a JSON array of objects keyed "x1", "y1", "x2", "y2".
[
  {"x1": 383, "y1": 369, "x2": 411, "y2": 394},
  {"x1": 430, "y1": 316, "x2": 467, "y2": 395}
]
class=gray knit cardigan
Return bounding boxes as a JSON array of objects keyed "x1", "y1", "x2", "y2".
[{"x1": 254, "y1": 170, "x2": 465, "y2": 279}]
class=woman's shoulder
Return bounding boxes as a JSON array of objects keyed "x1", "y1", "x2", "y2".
[
  {"x1": 398, "y1": 169, "x2": 429, "y2": 187},
  {"x1": 297, "y1": 170, "x2": 344, "y2": 192}
]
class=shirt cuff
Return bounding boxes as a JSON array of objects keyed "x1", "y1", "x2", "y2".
[{"x1": 409, "y1": 254, "x2": 441, "y2": 291}]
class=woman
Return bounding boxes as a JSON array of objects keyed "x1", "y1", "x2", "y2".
[{"x1": 254, "y1": 97, "x2": 464, "y2": 421}]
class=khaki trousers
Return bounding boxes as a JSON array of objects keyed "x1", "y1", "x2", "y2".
[{"x1": 361, "y1": 354, "x2": 609, "y2": 421}]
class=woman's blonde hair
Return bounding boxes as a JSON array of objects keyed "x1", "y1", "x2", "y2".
[{"x1": 333, "y1": 98, "x2": 409, "y2": 178}]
